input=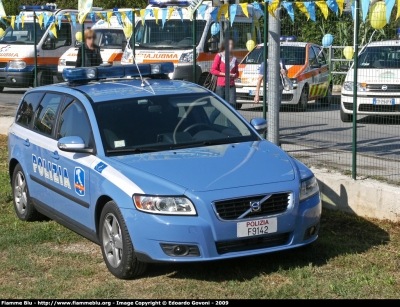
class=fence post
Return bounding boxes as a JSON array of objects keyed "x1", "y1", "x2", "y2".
[
  {"x1": 192, "y1": 9, "x2": 197, "y2": 83},
  {"x1": 352, "y1": 0, "x2": 360, "y2": 180},
  {"x1": 262, "y1": 2, "x2": 268, "y2": 138},
  {"x1": 131, "y1": 9, "x2": 135, "y2": 62},
  {"x1": 33, "y1": 11, "x2": 38, "y2": 87},
  {"x1": 224, "y1": 0, "x2": 230, "y2": 105},
  {"x1": 81, "y1": 22, "x2": 85, "y2": 67},
  {"x1": 267, "y1": 6, "x2": 280, "y2": 145}
]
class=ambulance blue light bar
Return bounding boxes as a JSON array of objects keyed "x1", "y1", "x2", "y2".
[
  {"x1": 62, "y1": 63, "x2": 175, "y2": 83},
  {"x1": 19, "y1": 5, "x2": 57, "y2": 11}
]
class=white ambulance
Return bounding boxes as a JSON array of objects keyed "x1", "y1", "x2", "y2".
[
  {"x1": 121, "y1": 1, "x2": 262, "y2": 85},
  {"x1": 340, "y1": 40, "x2": 400, "y2": 122},
  {"x1": 57, "y1": 16, "x2": 127, "y2": 77},
  {"x1": 236, "y1": 39, "x2": 331, "y2": 110},
  {"x1": 0, "y1": 5, "x2": 95, "y2": 91}
]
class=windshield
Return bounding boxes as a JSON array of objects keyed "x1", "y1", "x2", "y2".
[
  {"x1": 94, "y1": 93, "x2": 259, "y2": 155},
  {"x1": 94, "y1": 29, "x2": 125, "y2": 49},
  {"x1": 242, "y1": 45, "x2": 306, "y2": 65},
  {"x1": 0, "y1": 23, "x2": 48, "y2": 45},
  {"x1": 358, "y1": 45, "x2": 400, "y2": 68},
  {"x1": 135, "y1": 20, "x2": 207, "y2": 49}
]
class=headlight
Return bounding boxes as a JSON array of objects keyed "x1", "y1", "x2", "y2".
[
  {"x1": 300, "y1": 176, "x2": 319, "y2": 202},
  {"x1": 8, "y1": 60, "x2": 26, "y2": 69},
  {"x1": 59, "y1": 59, "x2": 66, "y2": 66},
  {"x1": 343, "y1": 81, "x2": 364, "y2": 92},
  {"x1": 179, "y1": 51, "x2": 198, "y2": 63},
  {"x1": 133, "y1": 195, "x2": 197, "y2": 215}
]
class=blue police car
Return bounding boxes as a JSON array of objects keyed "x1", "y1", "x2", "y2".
[{"x1": 8, "y1": 63, "x2": 321, "y2": 279}]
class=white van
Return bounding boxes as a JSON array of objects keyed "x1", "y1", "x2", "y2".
[
  {"x1": 57, "y1": 16, "x2": 127, "y2": 78},
  {"x1": 341, "y1": 40, "x2": 400, "y2": 122},
  {"x1": 121, "y1": 1, "x2": 262, "y2": 84},
  {"x1": 0, "y1": 5, "x2": 95, "y2": 90}
]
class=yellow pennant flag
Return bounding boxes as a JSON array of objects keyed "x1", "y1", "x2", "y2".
[
  {"x1": 336, "y1": 0, "x2": 345, "y2": 16},
  {"x1": 121, "y1": 11, "x2": 127, "y2": 24},
  {"x1": 78, "y1": 12, "x2": 87, "y2": 24},
  {"x1": 295, "y1": 2, "x2": 310, "y2": 20},
  {"x1": 21, "y1": 15, "x2": 25, "y2": 28},
  {"x1": 107, "y1": 12, "x2": 113, "y2": 26},
  {"x1": 268, "y1": 5, "x2": 277, "y2": 19},
  {"x1": 134, "y1": 9, "x2": 140, "y2": 17},
  {"x1": 270, "y1": 0, "x2": 279, "y2": 12},
  {"x1": 37, "y1": 13, "x2": 44, "y2": 29},
  {"x1": 153, "y1": 8, "x2": 159, "y2": 24},
  {"x1": 397, "y1": 0, "x2": 400, "y2": 19},
  {"x1": 11, "y1": 16, "x2": 15, "y2": 29},
  {"x1": 217, "y1": 3, "x2": 229, "y2": 22},
  {"x1": 240, "y1": 3, "x2": 249, "y2": 18},
  {"x1": 316, "y1": 1, "x2": 329, "y2": 19},
  {"x1": 140, "y1": 9, "x2": 146, "y2": 25},
  {"x1": 96, "y1": 12, "x2": 105, "y2": 20},
  {"x1": 64, "y1": 13, "x2": 71, "y2": 22},
  {"x1": 50, "y1": 23, "x2": 57, "y2": 38},
  {"x1": 167, "y1": 7, "x2": 174, "y2": 20}
]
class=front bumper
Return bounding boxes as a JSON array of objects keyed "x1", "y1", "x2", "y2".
[
  {"x1": 0, "y1": 70, "x2": 33, "y2": 88},
  {"x1": 341, "y1": 92, "x2": 400, "y2": 115},
  {"x1": 236, "y1": 86, "x2": 300, "y2": 105},
  {"x1": 122, "y1": 192, "x2": 321, "y2": 263}
]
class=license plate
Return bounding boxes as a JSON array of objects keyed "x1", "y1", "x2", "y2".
[
  {"x1": 372, "y1": 98, "x2": 395, "y2": 105},
  {"x1": 237, "y1": 218, "x2": 277, "y2": 238}
]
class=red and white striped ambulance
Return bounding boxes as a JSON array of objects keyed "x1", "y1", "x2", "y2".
[{"x1": 236, "y1": 39, "x2": 331, "y2": 111}]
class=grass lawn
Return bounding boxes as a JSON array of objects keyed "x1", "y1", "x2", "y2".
[{"x1": 0, "y1": 134, "x2": 399, "y2": 299}]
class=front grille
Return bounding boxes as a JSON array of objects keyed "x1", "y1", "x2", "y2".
[
  {"x1": 343, "y1": 102, "x2": 353, "y2": 110},
  {"x1": 366, "y1": 84, "x2": 400, "y2": 92},
  {"x1": 214, "y1": 193, "x2": 290, "y2": 220},
  {"x1": 66, "y1": 61, "x2": 77, "y2": 67},
  {"x1": 0, "y1": 62, "x2": 6, "y2": 68},
  {"x1": 216, "y1": 232, "x2": 290, "y2": 254},
  {"x1": 359, "y1": 104, "x2": 400, "y2": 113},
  {"x1": 282, "y1": 94, "x2": 294, "y2": 101}
]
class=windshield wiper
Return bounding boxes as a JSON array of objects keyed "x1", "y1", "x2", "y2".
[
  {"x1": 106, "y1": 147, "x2": 162, "y2": 155},
  {"x1": 170, "y1": 139, "x2": 235, "y2": 150}
]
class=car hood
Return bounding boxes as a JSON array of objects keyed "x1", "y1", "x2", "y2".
[{"x1": 110, "y1": 141, "x2": 295, "y2": 192}]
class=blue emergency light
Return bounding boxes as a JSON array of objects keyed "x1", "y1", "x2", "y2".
[
  {"x1": 62, "y1": 63, "x2": 175, "y2": 83},
  {"x1": 19, "y1": 5, "x2": 57, "y2": 11},
  {"x1": 280, "y1": 36, "x2": 297, "y2": 42}
]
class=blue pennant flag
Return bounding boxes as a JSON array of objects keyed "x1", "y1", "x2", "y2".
[
  {"x1": 115, "y1": 11, "x2": 123, "y2": 26},
  {"x1": 57, "y1": 14, "x2": 63, "y2": 30},
  {"x1": 326, "y1": 0, "x2": 339, "y2": 16},
  {"x1": 89, "y1": 12, "x2": 96, "y2": 24},
  {"x1": 304, "y1": 2, "x2": 316, "y2": 21},
  {"x1": 43, "y1": 13, "x2": 49, "y2": 28},
  {"x1": 385, "y1": 0, "x2": 395, "y2": 23},
  {"x1": 145, "y1": 9, "x2": 152, "y2": 19},
  {"x1": 361, "y1": 0, "x2": 370, "y2": 22},
  {"x1": 71, "y1": 13, "x2": 77, "y2": 27},
  {"x1": 229, "y1": 4, "x2": 237, "y2": 26},
  {"x1": 282, "y1": 2, "x2": 294, "y2": 22},
  {"x1": 210, "y1": 7, "x2": 218, "y2": 22},
  {"x1": 351, "y1": 0, "x2": 356, "y2": 20},
  {"x1": 46, "y1": 14, "x2": 55, "y2": 28},
  {"x1": 161, "y1": 8, "x2": 167, "y2": 28},
  {"x1": 252, "y1": 1, "x2": 264, "y2": 16},
  {"x1": 102, "y1": 12, "x2": 107, "y2": 21},
  {"x1": 177, "y1": 7, "x2": 183, "y2": 22},
  {"x1": 126, "y1": 10, "x2": 133, "y2": 22},
  {"x1": 16, "y1": 15, "x2": 21, "y2": 30},
  {"x1": 198, "y1": 4, "x2": 207, "y2": 19}
]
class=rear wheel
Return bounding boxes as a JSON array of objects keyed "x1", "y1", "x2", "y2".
[
  {"x1": 12, "y1": 164, "x2": 43, "y2": 221},
  {"x1": 319, "y1": 84, "x2": 332, "y2": 106},
  {"x1": 37, "y1": 70, "x2": 53, "y2": 87},
  {"x1": 99, "y1": 201, "x2": 147, "y2": 279},
  {"x1": 297, "y1": 86, "x2": 308, "y2": 112},
  {"x1": 340, "y1": 105, "x2": 353, "y2": 122}
]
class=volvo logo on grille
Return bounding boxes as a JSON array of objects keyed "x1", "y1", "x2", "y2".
[
  {"x1": 382, "y1": 85, "x2": 388, "y2": 91},
  {"x1": 250, "y1": 201, "x2": 261, "y2": 212}
]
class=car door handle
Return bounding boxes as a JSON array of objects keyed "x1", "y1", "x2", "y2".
[
  {"x1": 24, "y1": 139, "x2": 30, "y2": 147},
  {"x1": 51, "y1": 151, "x2": 59, "y2": 160}
]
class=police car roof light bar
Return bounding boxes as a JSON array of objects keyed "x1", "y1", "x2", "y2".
[
  {"x1": 19, "y1": 5, "x2": 57, "y2": 11},
  {"x1": 62, "y1": 63, "x2": 174, "y2": 83}
]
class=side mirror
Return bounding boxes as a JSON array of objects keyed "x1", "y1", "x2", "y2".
[
  {"x1": 250, "y1": 118, "x2": 267, "y2": 134},
  {"x1": 310, "y1": 62, "x2": 321, "y2": 69},
  {"x1": 122, "y1": 40, "x2": 127, "y2": 52},
  {"x1": 43, "y1": 37, "x2": 55, "y2": 50},
  {"x1": 340, "y1": 65, "x2": 349, "y2": 71},
  {"x1": 208, "y1": 36, "x2": 219, "y2": 54},
  {"x1": 58, "y1": 136, "x2": 93, "y2": 154}
]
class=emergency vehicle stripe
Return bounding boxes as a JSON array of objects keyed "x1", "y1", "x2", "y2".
[
  {"x1": 1, "y1": 57, "x2": 60, "y2": 66},
  {"x1": 107, "y1": 52, "x2": 123, "y2": 63}
]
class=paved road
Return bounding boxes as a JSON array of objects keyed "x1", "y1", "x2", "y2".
[{"x1": 1, "y1": 88, "x2": 399, "y2": 178}]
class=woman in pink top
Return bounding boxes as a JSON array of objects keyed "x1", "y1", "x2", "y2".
[{"x1": 209, "y1": 39, "x2": 239, "y2": 123}]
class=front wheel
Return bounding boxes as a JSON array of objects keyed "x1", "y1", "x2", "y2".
[
  {"x1": 297, "y1": 87, "x2": 308, "y2": 112},
  {"x1": 340, "y1": 105, "x2": 353, "y2": 122},
  {"x1": 37, "y1": 70, "x2": 53, "y2": 87},
  {"x1": 319, "y1": 84, "x2": 332, "y2": 106},
  {"x1": 99, "y1": 201, "x2": 147, "y2": 279}
]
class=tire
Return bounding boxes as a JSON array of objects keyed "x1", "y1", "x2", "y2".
[
  {"x1": 37, "y1": 70, "x2": 53, "y2": 87},
  {"x1": 340, "y1": 105, "x2": 353, "y2": 122},
  {"x1": 297, "y1": 86, "x2": 308, "y2": 112},
  {"x1": 99, "y1": 201, "x2": 147, "y2": 279},
  {"x1": 12, "y1": 164, "x2": 43, "y2": 221},
  {"x1": 235, "y1": 103, "x2": 242, "y2": 110},
  {"x1": 320, "y1": 84, "x2": 332, "y2": 106}
]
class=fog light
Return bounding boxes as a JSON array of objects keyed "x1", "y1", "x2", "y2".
[
  {"x1": 303, "y1": 222, "x2": 320, "y2": 240},
  {"x1": 12, "y1": 78, "x2": 17, "y2": 83},
  {"x1": 160, "y1": 244, "x2": 200, "y2": 257},
  {"x1": 309, "y1": 226, "x2": 316, "y2": 236}
]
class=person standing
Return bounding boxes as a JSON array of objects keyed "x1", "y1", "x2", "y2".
[
  {"x1": 254, "y1": 59, "x2": 287, "y2": 104},
  {"x1": 76, "y1": 29, "x2": 103, "y2": 67},
  {"x1": 209, "y1": 39, "x2": 239, "y2": 122}
]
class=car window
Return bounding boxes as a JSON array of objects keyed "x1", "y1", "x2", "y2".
[
  {"x1": 57, "y1": 98, "x2": 92, "y2": 148},
  {"x1": 308, "y1": 46, "x2": 317, "y2": 66},
  {"x1": 16, "y1": 92, "x2": 44, "y2": 128},
  {"x1": 313, "y1": 46, "x2": 326, "y2": 65},
  {"x1": 32, "y1": 93, "x2": 63, "y2": 136}
]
